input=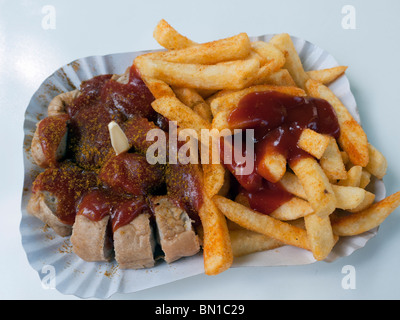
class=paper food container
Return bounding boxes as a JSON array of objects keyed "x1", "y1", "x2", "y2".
[{"x1": 20, "y1": 34, "x2": 386, "y2": 299}]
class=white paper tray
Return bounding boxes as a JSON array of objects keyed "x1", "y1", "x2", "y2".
[{"x1": 20, "y1": 34, "x2": 386, "y2": 299}]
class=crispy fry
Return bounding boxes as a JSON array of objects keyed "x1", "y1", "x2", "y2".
[
  {"x1": 306, "y1": 66, "x2": 348, "y2": 85},
  {"x1": 252, "y1": 68, "x2": 296, "y2": 87},
  {"x1": 202, "y1": 163, "x2": 226, "y2": 197},
  {"x1": 348, "y1": 191, "x2": 375, "y2": 213},
  {"x1": 279, "y1": 172, "x2": 307, "y2": 199},
  {"x1": 257, "y1": 151, "x2": 287, "y2": 183},
  {"x1": 331, "y1": 185, "x2": 366, "y2": 210},
  {"x1": 305, "y1": 79, "x2": 369, "y2": 167},
  {"x1": 198, "y1": 194, "x2": 233, "y2": 275},
  {"x1": 269, "y1": 197, "x2": 313, "y2": 221},
  {"x1": 337, "y1": 165, "x2": 362, "y2": 187},
  {"x1": 304, "y1": 213, "x2": 338, "y2": 261},
  {"x1": 151, "y1": 95, "x2": 211, "y2": 138},
  {"x1": 134, "y1": 55, "x2": 260, "y2": 91},
  {"x1": 213, "y1": 195, "x2": 310, "y2": 250},
  {"x1": 172, "y1": 86, "x2": 213, "y2": 123},
  {"x1": 297, "y1": 129, "x2": 331, "y2": 159},
  {"x1": 153, "y1": 19, "x2": 197, "y2": 50},
  {"x1": 320, "y1": 137, "x2": 347, "y2": 181},
  {"x1": 229, "y1": 229, "x2": 283, "y2": 257},
  {"x1": 146, "y1": 33, "x2": 251, "y2": 65},
  {"x1": 269, "y1": 33, "x2": 310, "y2": 89},
  {"x1": 365, "y1": 143, "x2": 387, "y2": 179},
  {"x1": 290, "y1": 157, "x2": 336, "y2": 217},
  {"x1": 331, "y1": 191, "x2": 400, "y2": 236}
]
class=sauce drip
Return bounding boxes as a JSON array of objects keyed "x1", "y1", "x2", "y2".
[
  {"x1": 77, "y1": 189, "x2": 151, "y2": 232},
  {"x1": 224, "y1": 90, "x2": 340, "y2": 214},
  {"x1": 32, "y1": 162, "x2": 99, "y2": 225}
]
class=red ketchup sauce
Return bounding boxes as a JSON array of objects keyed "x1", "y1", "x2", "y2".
[
  {"x1": 32, "y1": 162, "x2": 99, "y2": 225},
  {"x1": 224, "y1": 90, "x2": 340, "y2": 215},
  {"x1": 76, "y1": 189, "x2": 151, "y2": 232}
]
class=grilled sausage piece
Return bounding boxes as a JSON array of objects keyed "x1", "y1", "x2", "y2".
[
  {"x1": 113, "y1": 213, "x2": 156, "y2": 269},
  {"x1": 31, "y1": 115, "x2": 69, "y2": 168},
  {"x1": 71, "y1": 215, "x2": 113, "y2": 262},
  {"x1": 152, "y1": 196, "x2": 200, "y2": 263},
  {"x1": 27, "y1": 191, "x2": 72, "y2": 237}
]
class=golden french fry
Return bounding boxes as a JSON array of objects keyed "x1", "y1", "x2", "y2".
[
  {"x1": 213, "y1": 195, "x2": 310, "y2": 250},
  {"x1": 145, "y1": 33, "x2": 251, "y2": 65},
  {"x1": 304, "y1": 213, "x2": 338, "y2": 261},
  {"x1": 142, "y1": 77, "x2": 175, "y2": 99},
  {"x1": 151, "y1": 95, "x2": 211, "y2": 138},
  {"x1": 337, "y1": 165, "x2": 362, "y2": 187},
  {"x1": 305, "y1": 79, "x2": 369, "y2": 167},
  {"x1": 320, "y1": 137, "x2": 348, "y2": 181},
  {"x1": 249, "y1": 41, "x2": 286, "y2": 84},
  {"x1": 257, "y1": 151, "x2": 287, "y2": 183},
  {"x1": 297, "y1": 129, "x2": 331, "y2": 159},
  {"x1": 269, "y1": 197, "x2": 314, "y2": 221},
  {"x1": 153, "y1": 19, "x2": 197, "y2": 50},
  {"x1": 269, "y1": 33, "x2": 310, "y2": 89},
  {"x1": 306, "y1": 66, "x2": 348, "y2": 85},
  {"x1": 202, "y1": 163, "x2": 226, "y2": 197},
  {"x1": 331, "y1": 185, "x2": 366, "y2": 210},
  {"x1": 172, "y1": 86, "x2": 212, "y2": 123},
  {"x1": 229, "y1": 229, "x2": 283, "y2": 257},
  {"x1": 359, "y1": 169, "x2": 371, "y2": 189},
  {"x1": 290, "y1": 157, "x2": 336, "y2": 217},
  {"x1": 365, "y1": 143, "x2": 387, "y2": 179},
  {"x1": 252, "y1": 68, "x2": 297, "y2": 87},
  {"x1": 348, "y1": 191, "x2": 375, "y2": 213},
  {"x1": 279, "y1": 172, "x2": 307, "y2": 200},
  {"x1": 134, "y1": 55, "x2": 260, "y2": 91},
  {"x1": 331, "y1": 191, "x2": 400, "y2": 236},
  {"x1": 198, "y1": 195, "x2": 233, "y2": 275}
]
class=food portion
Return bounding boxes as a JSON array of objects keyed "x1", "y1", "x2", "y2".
[{"x1": 26, "y1": 19, "x2": 399, "y2": 276}]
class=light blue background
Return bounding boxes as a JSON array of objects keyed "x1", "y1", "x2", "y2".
[{"x1": 1, "y1": 0, "x2": 400, "y2": 299}]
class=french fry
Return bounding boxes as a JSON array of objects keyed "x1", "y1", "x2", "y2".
[
  {"x1": 153, "y1": 19, "x2": 197, "y2": 50},
  {"x1": 304, "y1": 213, "x2": 338, "y2": 261},
  {"x1": 145, "y1": 33, "x2": 251, "y2": 65},
  {"x1": 331, "y1": 191, "x2": 400, "y2": 236},
  {"x1": 249, "y1": 41, "x2": 286, "y2": 83},
  {"x1": 320, "y1": 137, "x2": 348, "y2": 181},
  {"x1": 279, "y1": 171, "x2": 307, "y2": 200},
  {"x1": 151, "y1": 95, "x2": 211, "y2": 138},
  {"x1": 252, "y1": 68, "x2": 296, "y2": 87},
  {"x1": 142, "y1": 77, "x2": 175, "y2": 99},
  {"x1": 331, "y1": 185, "x2": 366, "y2": 210},
  {"x1": 202, "y1": 163, "x2": 226, "y2": 197},
  {"x1": 213, "y1": 195, "x2": 310, "y2": 250},
  {"x1": 198, "y1": 194, "x2": 233, "y2": 275},
  {"x1": 359, "y1": 169, "x2": 371, "y2": 189},
  {"x1": 172, "y1": 86, "x2": 213, "y2": 123},
  {"x1": 290, "y1": 157, "x2": 336, "y2": 217},
  {"x1": 305, "y1": 79, "x2": 369, "y2": 167},
  {"x1": 134, "y1": 55, "x2": 260, "y2": 91},
  {"x1": 306, "y1": 66, "x2": 348, "y2": 85},
  {"x1": 269, "y1": 33, "x2": 310, "y2": 89},
  {"x1": 337, "y1": 165, "x2": 362, "y2": 187},
  {"x1": 348, "y1": 191, "x2": 375, "y2": 213},
  {"x1": 229, "y1": 229, "x2": 283, "y2": 257},
  {"x1": 269, "y1": 197, "x2": 313, "y2": 221},
  {"x1": 297, "y1": 129, "x2": 331, "y2": 159},
  {"x1": 257, "y1": 150, "x2": 287, "y2": 183},
  {"x1": 365, "y1": 143, "x2": 387, "y2": 179}
]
